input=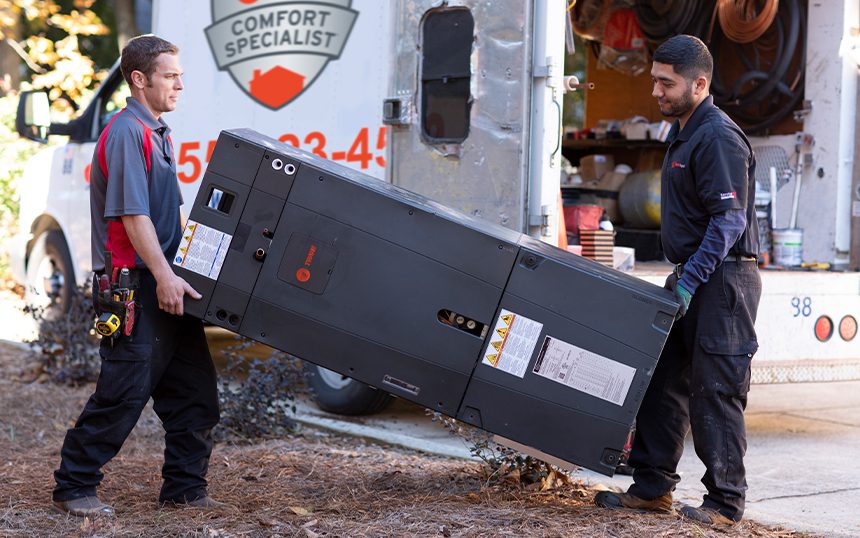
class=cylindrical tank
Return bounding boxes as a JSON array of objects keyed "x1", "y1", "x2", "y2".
[{"x1": 619, "y1": 170, "x2": 661, "y2": 229}]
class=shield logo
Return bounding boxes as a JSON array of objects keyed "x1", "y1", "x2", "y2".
[{"x1": 206, "y1": 0, "x2": 358, "y2": 110}]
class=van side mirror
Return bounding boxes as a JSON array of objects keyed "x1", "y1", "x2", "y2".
[{"x1": 16, "y1": 91, "x2": 51, "y2": 144}]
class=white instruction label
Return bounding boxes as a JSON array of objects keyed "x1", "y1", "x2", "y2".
[
  {"x1": 852, "y1": 200, "x2": 860, "y2": 218},
  {"x1": 172, "y1": 220, "x2": 232, "y2": 280},
  {"x1": 533, "y1": 336, "x2": 635, "y2": 406},
  {"x1": 481, "y1": 309, "x2": 543, "y2": 378}
]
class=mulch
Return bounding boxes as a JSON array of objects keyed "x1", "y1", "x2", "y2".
[{"x1": 0, "y1": 341, "x2": 818, "y2": 538}]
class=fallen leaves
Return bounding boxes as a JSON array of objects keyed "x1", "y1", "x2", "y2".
[{"x1": 289, "y1": 505, "x2": 313, "y2": 516}]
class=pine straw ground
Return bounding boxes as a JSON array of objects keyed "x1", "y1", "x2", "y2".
[{"x1": 0, "y1": 342, "x2": 817, "y2": 538}]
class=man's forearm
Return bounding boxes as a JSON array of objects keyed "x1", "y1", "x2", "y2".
[
  {"x1": 680, "y1": 209, "x2": 746, "y2": 293},
  {"x1": 121, "y1": 214, "x2": 173, "y2": 280}
]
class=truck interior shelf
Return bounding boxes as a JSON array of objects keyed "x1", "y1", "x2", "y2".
[{"x1": 562, "y1": 139, "x2": 668, "y2": 150}]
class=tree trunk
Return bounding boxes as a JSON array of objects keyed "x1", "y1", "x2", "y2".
[
  {"x1": 0, "y1": 6, "x2": 22, "y2": 94},
  {"x1": 113, "y1": 0, "x2": 138, "y2": 52}
]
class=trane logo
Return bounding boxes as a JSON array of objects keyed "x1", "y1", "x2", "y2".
[
  {"x1": 296, "y1": 244, "x2": 317, "y2": 282},
  {"x1": 205, "y1": 0, "x2": 358, "y2": 109}
]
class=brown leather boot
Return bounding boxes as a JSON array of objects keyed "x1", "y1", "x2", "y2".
[
  {"x1": 52, "y1": 496, "x2": 115, "y2": 517},
  {"x1": 679, "y1": 505, "x2": 737, "y2": 526},
  {"x1": 594, "y1": 490, "x2": 673, "y2": 513}
]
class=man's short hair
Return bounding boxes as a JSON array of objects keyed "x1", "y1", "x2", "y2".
[
  {"x1": 120, "y1": 35, "x2": 179, "y2": 85},
  {"x1": 652, "y1": 35, "x2": 713, "y2": 82}
]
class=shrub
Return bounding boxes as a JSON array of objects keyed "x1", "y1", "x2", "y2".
[
  {"x1": 25, "y1": 285, "x2": 100, "y2": 386},
  {"x1": 214, "y1": 339, "x2": 308, "y2": 442}
]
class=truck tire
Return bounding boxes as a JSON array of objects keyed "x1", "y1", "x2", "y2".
[
  {"x1": 303, "y1": 362, "x2": 393, "y2": 415},
  {"x1": 25, "y1": 230, "x2": 75, "y2": 315}
]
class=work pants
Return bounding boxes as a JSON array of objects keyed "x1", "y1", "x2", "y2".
[
  {"x1": 53, "y1": 270, "x2": 220, "y2": 503},
  {"x1": 628, "y1": 260, "x2": 761, "y2": 521}
]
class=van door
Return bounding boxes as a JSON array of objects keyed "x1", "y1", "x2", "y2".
[{"x1": 385, "y1": 1, "x2": 536, "y2": 234}]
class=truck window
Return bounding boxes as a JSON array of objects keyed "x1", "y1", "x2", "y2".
[
  {"x1": 421, "y1": 9, "x2": 474, "y2": 144},
  {"x1": 98, "y1": 80, "x2": 130, "y2": 134}
]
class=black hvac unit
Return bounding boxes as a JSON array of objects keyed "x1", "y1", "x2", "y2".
[{"x1": 172, "y1": 129, "x2": 677, "y2": 475}]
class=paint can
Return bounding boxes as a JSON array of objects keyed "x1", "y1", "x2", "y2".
[{"x1": 772, "y1": 228, "x2": 803, "y2": 266}]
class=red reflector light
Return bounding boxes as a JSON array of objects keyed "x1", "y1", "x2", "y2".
[
  {"x1": 814, "y1": 316, "x2": 833, "y2": 342},
  {"x1": 839, "y1": 315, "x2": 857, "y2": 342}
]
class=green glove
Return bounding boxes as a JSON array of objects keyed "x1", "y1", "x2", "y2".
[{"x1": 673, "y1": 283, "x2": 692, "y2": 320}]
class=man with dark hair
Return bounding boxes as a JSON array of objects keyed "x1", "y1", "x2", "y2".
[
  {"x1": 52, "y1": 35, "x2": 229, "y2": 517},
  {"x1": 595, "y1": 34, "x2": 761, "y2": 527}
]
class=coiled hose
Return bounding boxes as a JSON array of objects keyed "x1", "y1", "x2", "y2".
[
  {"x1": 634, "y1": 0, "x2": 703, "y2": 45},
  {"x1": 717, "y1": 0, "x2": 779, "y2": 44},
  {"x1": 710, "y1": 0, "x2": 805, "y2": 133},
  {"x1": 571, "y1": 0, "x2": 805, "y2": 134}
]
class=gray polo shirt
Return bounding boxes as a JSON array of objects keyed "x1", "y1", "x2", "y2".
[{"x1": 90, "y1": 97, "x2": 183, "y2": 272}]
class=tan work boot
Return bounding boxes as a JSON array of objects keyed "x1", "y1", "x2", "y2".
[
  {"x1": 679, "y1": 504, "x2": 737, "y2": 526},
  {"x1": 594, "y1": 490, "x2": 673, "y2": 513},
  {"x1": 52, "y1": 496, "x2": 115, "y2": 517}
]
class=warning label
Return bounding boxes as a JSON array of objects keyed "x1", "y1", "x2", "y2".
[
  {"x1": 172, "y1": 220, "x2": 232, "y2": 280},
  {"x1": 533, "y1": 336, "x2": 635, "y2": 406},
  {"x1": 481, "y1": 309, "x2": 543, "y2": 378}
]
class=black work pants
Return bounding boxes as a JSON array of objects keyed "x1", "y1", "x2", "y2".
[
  {"x1": 53, "y1": 271, "x2": 220, "y2": 503},
  {"x1": 628, "y1": 260, "x2": 761, "y2": 521}
]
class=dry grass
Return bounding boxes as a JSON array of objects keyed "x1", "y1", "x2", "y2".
[{"x1": 0, "y1": 341, "x2": 818, "y2": 538}]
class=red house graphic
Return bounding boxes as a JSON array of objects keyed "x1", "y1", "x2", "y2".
[{"x1": 249, "y1": 66, "x2": 306, "y2": 109}]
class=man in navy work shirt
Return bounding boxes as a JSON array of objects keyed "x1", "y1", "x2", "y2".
[
  {"x1": 52, "y1": 35, "x2": 228, "y2": 517},
  {"x1": 596, "y1": 35, "x2": 761, "y2": 526}
]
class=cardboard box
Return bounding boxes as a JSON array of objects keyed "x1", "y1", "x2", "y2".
[
  {"x1": 597, "y1": 171, "x2": 628, "y2": 192},
  {"x1": 622, "y1": 122, "x2": 649, "y2": 140},
  {"x1": 579, "y1": 154, "x2": 615, "y2": 182},
  {"x1": 649, "y1": 121, "x2": 672, "y2": 142}
]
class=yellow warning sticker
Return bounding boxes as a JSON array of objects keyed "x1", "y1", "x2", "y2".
[
  {"x1": 172, "y1": 219, "x2": 232, "y2": 280},
  {"x1": 481, "y1": 308, "x2": 543, "y2": 379}
]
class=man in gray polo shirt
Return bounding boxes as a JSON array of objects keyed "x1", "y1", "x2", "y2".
[{"x1": 52, "y1": 35, "x2": 227, "y2": 517}]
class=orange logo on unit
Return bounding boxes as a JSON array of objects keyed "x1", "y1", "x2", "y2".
[{"x1": 296, "y1": 267, "x2": 311, "y2": 282}]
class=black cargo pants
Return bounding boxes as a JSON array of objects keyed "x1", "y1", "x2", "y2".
[
  {"x1": 53, "y1": 270, "x2": 220, "y2": 504},
  {"x1": 628, "y1": 259, "x2": 761, "y2": 521}
]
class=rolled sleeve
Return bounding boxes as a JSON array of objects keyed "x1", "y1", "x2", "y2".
[
  {"x1": 694, "y1": 133, "x2": 750, "y2": 215},
  {"x1": 103, "y1": 122, "x2": 151, "y2": 219}
]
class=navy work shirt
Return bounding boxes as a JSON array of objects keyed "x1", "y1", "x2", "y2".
[{"x1": 660, "y1": 95, "x2": 759, "y2": 266}]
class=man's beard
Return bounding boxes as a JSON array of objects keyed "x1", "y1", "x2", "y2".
[{"x1": 660, "y1": 88, "x2": 695, "y2": 118}]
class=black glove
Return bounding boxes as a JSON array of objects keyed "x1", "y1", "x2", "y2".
[{"x1": 664, "y1": 270, "x2": 679, "y2": 291}]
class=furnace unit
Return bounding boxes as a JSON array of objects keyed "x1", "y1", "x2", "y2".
[{"x1": 172, "y1": 129, "x2": 677, "y2": 475}]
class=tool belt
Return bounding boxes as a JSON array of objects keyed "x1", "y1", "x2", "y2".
[{"x1": 92, "y1": 253, "x2": 141, "y2": 338}]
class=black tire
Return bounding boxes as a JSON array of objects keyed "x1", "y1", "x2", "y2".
[
  {"x1": 303, "y1": 362, "x2": 393, "y2": 415},
  {"x1": 25, "y1": 230, "x2": 75, "y2": 314}
]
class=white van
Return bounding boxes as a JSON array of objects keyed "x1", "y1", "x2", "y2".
[{"x1": 12, "y1": 0, "x2": 860, "y2": 411}]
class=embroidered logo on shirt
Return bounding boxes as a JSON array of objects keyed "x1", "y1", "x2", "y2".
[
  {"x1": 720, "y1": 192, "x2": 737, "y2": 200},
  {"x1": 671, "y1": 161, "x2": 686, "y2": 168}
]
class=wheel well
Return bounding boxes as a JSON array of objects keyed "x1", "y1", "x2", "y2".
[{"x1": 25, "y1": 216, "x2": 63, "y2": 268}]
